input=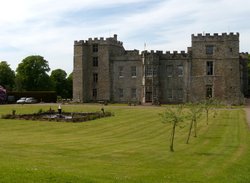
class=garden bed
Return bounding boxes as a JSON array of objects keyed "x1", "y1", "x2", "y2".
[{"x1": 1, "y1": 110, "x2": 113, "y2": 122}]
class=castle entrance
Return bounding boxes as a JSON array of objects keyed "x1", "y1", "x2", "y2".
[{"x1": 145, "y1": 92, "x2": 152, "y2": 102}]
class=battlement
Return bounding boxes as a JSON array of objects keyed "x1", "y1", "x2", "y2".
[
  {"x1": 192, "y1": 32, "x2": 239, "y2": 41},
  {"x1": 74, "y1": 34, "x2": 123, "y2": 46},
  {"x1": 142, "y1": 50, "x2": 188, "y2": 58},
  {"x1": 240, "y1": 52, "x2": 249, "y2": 55},
  {"x1": 125, "y1": 50, "x2": 140, "y2": 56},
  {"x1": 240, "y1": 52, "x2": 249, "y2": 59}
]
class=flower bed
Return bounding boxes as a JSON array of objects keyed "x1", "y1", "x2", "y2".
[{"x1": 1, "y1": 111, "x2": 113, "y2": 122}]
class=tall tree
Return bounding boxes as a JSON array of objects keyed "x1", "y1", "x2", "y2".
[
  {"x1": 16, "y1": 55, "x2": 52, "y2": 91},
  {"x1": 50, "y1": 69, "x2": 68, "y2": 98},
  {"x1": 66, "y1": 72, "x2": 73, "y2": 98},
  {"x1": 0, "y1": 85, "x2": 7, "y2": 103},
  {"x1": 0, "y1": 61, "x2": 15, "y2": 91}
]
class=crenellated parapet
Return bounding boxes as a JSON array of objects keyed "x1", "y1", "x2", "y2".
[
  {"x1": 240, "y1": 52, "x2": 249, "y2": 55},
  {"x1": 240, "y1": 52, "x2": 249, "y2": 59},
  {"x1": 125, "y1": 49, "x2": 140, "y2": 56},
  {"x1": 74, "y1": 34, "x2": 123, "y2": 46},
  {"x1": 142, "y1": 50, "x2": 189, "y2": 59},
  {"x1": 192, "y1": 32, "x2": 239, "y2": 41}
]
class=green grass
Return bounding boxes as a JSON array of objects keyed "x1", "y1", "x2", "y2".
[{"x1": 0, "y1": 104, "x2": 249, "y2": 183}]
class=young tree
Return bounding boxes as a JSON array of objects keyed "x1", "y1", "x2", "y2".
[
  {"x1": 0, "y1": 61, "x2": 15, "y2": 91},
  {"x1": 202, "y1": 98, "x2": 220, "y2": 125},
  {"x1": 160, "y1": 105, "x2": 185, "y2": 152},
  {"x1": 16, "y1": 55, "x2": 52, "y2": 91},
  {"x1": 202, "y1": 98, "x2": 214, "y2": 125},
  {"x1": 186, "y1": 103, "x2": 203, "y2": 144}
]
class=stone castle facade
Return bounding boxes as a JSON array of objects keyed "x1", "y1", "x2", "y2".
[{"x1": 73, "y1": 33, "x2": 248, "y2": 104}]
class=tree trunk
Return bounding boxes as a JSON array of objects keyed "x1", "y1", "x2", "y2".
[
  {"x1": 170, "y1": 121, "x2": 176, "y2": 152},
  {"x1": 186, "y1": 120, "x2": 194, "y2": 144},
  {"x1": 194, "y1": 119, "x2": 197, "y2": 137}
]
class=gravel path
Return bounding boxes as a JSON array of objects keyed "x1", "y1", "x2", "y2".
[{"x1": 245, "y1": 99, "x2": 250, "y2": 129}]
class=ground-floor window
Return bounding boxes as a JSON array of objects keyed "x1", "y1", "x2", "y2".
[
  {"x1": 167, "y1": 89, "x2": 173, "y2": 99},
  {"x1": 131, "y1": 88, "x2": 136, "y2": 99},
  {"x1": 93, "y1": 88, "x2": 97, "y2": 98},
  {"x1": 177, "y1": 89, "x2": 183, "y2": 99},
  {"x1": 119, "y1": 88, "x2": 123, "y2": 98},
  {"x1": 206, "y1": 85, "x2": 213, "y2": 98}
]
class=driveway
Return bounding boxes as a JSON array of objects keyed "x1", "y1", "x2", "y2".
[{"x1": 245, "y1": 99, "x2": 250, "y2": 129}]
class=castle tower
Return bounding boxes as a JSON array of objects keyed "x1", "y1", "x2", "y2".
[
  {"x1": 142, "y1": 51, "x2": 160, "y2": 104},
  {"x1": 73, "y1": 35, "x2": 124, "y2": 102},
  {"x1": 190, "y1": 33, "x2": 243, "y2": 104}
]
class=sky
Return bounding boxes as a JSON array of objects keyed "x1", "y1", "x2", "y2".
[{"x1": 0, "y1": 0, "x2": 250, "y2": 75}]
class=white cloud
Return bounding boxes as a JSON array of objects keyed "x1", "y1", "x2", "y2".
[{"x1": 0, "y1": 0, "x2": 250, "y2": 74}]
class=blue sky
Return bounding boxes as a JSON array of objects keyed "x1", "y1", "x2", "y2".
[{"x1": 0, "y1": 0, "x2": 250, "y2": 74}]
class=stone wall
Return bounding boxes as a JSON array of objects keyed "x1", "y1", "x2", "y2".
[
  {"x1": 73, "y1": 33, "x2": 247, "y2": 105},
  {"x1": 112, "y1": 51, "x2": 142, "y2": 103},
  {"x1": 190, "y1": 33, "x2": 242, "y2": 104}
]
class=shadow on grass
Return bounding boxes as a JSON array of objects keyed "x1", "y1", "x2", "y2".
[
  {"x1": 195, "y1": 152, "x2": 223, "y2": 156},
  {"x1": 204, "y1": 136, "x2": 222, "y2": 139}
]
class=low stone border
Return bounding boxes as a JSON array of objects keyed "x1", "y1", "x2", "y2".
[{"x1": 1, "y1": 111, "x2": 113, "y2": 123}]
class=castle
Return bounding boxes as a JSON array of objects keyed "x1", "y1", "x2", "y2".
[{"x1": 73, "y1": 33, "x2": 249, "y2": 104}]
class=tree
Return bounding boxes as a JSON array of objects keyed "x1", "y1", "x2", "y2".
[
  {"x1": 16, "y1": 55, "x2": 52, "y2": 91},
  {"x1": 160, "y1": 105, "x2": 185, "y2": 152},
  {"x1": 66, "y1": 72, "x2": 73, "y2": 98},
  {"x1": 202, "y1": 98, "x2": 219, "y2": 125},
  {"x1": 0, "y1": 85, "x2": 7, "y2": 104},
  {"x1": 50, "y1": 69, "x2": 68, "y2": 98},
  {"x1": 186, "y1": 103, "x2": 203, "y2": 144},
  {"x1": 0, "y1": 61, "x2": 15, "y2": 91}
]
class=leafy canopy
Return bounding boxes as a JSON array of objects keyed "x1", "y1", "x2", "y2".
[
  {"x1": 16, "y1": 55, "x2": 51, "y2": 91},
  {"x1": 0, "y1": 61, "x2": 15, "y2": 90}
]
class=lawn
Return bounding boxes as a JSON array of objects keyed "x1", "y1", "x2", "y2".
[{"x1": 0, "y1": 104, "x2": 249, "y2": 183}]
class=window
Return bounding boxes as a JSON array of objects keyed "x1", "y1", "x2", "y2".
[
  {"x1": 93, "y1": 73, "x2": 98, "y2": 83},
  {"x1": 118, "y1": 88, "x2": 123, "y2": 98},
  {"x1": 167, "y1": 89, "x2": 173, "y2": 99},
  {"x1": 131, "y1": 88, "x2": 136, "y2": 99},
  {"x1": 93, "y1": 44, "x2": 98, "y2": 52},
  {"x1": 206, "y1": 61, "x2": 213, "y2": 75},
  {"x1": 93, "y1": 57, "x2": 98, "y2": 67},
  {"x1": 93, "y1": 89, "x2": 97, "y2": 98},
  {"x1": 206, "y1": 45, "x2": 214, "y2": 54},
  {"x1": 119, "y1": 66, "x2": 124, "y2": 78},
  {"x1": 145, "y1": 65, "x2": 153, "y2": 77},
  {"x1": 177, "y1": 89, "x2": 183, "y2": 99},
  {"x1": 131, "y1": 66, "x2": 137, "y2": 77},
  {"x1": 206, "y1": 85, "x2": 213, "y2": 98},
  {"x1": 166, "y1": 65, "x2": 173, "y2": 77},
  {"x1": 153, "y1": 66, "x2": 157, "y2": 75},
  {"x1": 177, "y1": 65, "x2": 183, "y2": 77}
]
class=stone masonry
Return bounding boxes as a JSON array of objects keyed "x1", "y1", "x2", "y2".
[{"x1": 73, "y1": 33, "x2": 248, "y2": 105}]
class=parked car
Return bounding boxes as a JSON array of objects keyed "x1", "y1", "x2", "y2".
[
  {"x1": 16, "y1": 97, "x2": 26, "y2": 104},
  {"x1": 25, "y1": 97, "x2": 37, "y2": 104},
  {"x1": 16, "y1": 97, "x2": 37, "y2": 104}
]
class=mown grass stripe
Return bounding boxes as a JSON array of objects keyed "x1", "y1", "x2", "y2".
[{"x1": 0, "y1": 104, "x2": 249, "y2": 182}]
